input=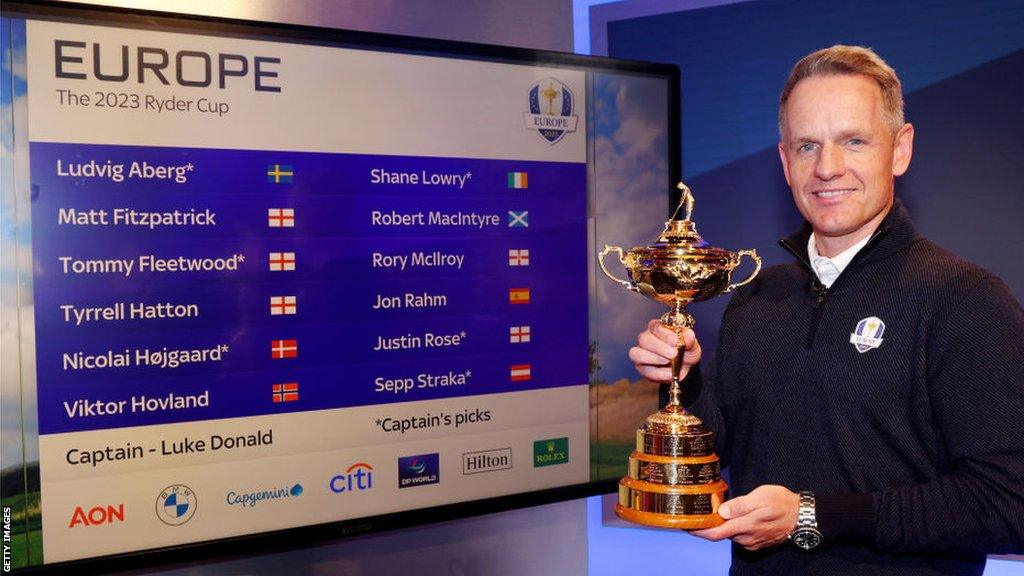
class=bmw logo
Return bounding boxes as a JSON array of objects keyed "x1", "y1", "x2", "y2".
[{"x1": 156, "y1": 484, "x2": 197, "y2": 526}]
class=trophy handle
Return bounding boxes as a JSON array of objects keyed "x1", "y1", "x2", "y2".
[
  {"x1": 598, "y1": 245, "x2": 638, "y2": 293},
  {"x1": 725, "y1": 249, "x2": 762, "y2": 292}
]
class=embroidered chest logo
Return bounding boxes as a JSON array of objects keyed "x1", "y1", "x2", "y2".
[{"x1": 850, "y1": 316, "x2": 885, "y2": 353}]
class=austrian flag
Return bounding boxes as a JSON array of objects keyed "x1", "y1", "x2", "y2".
[
  {"x1": 510, "y1": 364, "x2": 532, "y2": 381},
  {"x1": 268, "y1": 208, "x2": 295, "y2": 228},
  {"x1": 510, "y1": 325, "x2": 531, "y2": 343},
  {"x1": 508, "y1": 249, "x2": 530, "y2": 266},
  {"x1": 271, "y1": 339, "x2": 298, "y2": 359},
  {"x1": 272, "y1": 383, "x2": 299, "y2": 403},
  {"x1": 269, "y1": 252, "x2": 296, "y2": 272},
  {"x1": 270, "y1": 296, "x2": 297, "y2": 315}
]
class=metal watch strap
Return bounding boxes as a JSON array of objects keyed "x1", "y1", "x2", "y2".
[{"x1": 796, "y1": 490, "x2": 817, "y2": 529}]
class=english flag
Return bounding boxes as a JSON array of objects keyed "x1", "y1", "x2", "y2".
[
  {"x1": 269, "y1": 252, "x2": 296, "y2": 271},
  {"x1": 271, "y1": 339, "x2": 298, "y2": 359},
  {"x1": 510, "y1": 326, "x2": 531, "y2": 343},
  {"x1": 508, "y1": 249, "x2": 530, "y2": 266},
  {"x1": 268, "y1": 208, "x2": 295, "y2": 228},
  {"x1": 270, "y1": 296, "x2": 297, "y2": 315}
]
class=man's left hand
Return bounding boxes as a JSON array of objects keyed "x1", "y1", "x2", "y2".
[{"x1": 691, "y1": 485, "x2": 800, "y2": 551}]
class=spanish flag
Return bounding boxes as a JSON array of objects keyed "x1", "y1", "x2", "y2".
[
  {"x1": 507, "y1": 172, "x2": 528, "y2": 189},
  {"x1": 509, "y1": 288, "x2": 530, "y2": 305}
]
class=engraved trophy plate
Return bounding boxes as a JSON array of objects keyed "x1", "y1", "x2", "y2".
[{"x1": 598, "y1": 182, "x2": 760, "y2": 530}]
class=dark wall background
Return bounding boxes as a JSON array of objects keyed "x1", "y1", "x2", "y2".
[{"x1": 608, "y1": 0, "x2": 1024, "y2": 357}]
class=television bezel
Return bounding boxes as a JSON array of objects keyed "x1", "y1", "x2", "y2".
[{"x1": 1, "y1": 1, "x2": 681, "y2": 573}]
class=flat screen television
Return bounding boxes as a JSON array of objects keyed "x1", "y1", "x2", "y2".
[{"x1": 0, "y1": 1, "x2": 680, "y2": 572}]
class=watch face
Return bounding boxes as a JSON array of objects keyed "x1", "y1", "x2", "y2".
[{"x1": 792, "y1": 528, "x2": 823, "y2": 550}]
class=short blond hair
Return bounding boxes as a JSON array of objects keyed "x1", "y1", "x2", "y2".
[{"x1": 779, "y1": 45, "x2": 904, "y2": 138}]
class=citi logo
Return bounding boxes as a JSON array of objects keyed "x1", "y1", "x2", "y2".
[
  {"x1": 69, "y1": 504, "x2": 124, "y2": 528},
  {"x1": 330, "y1": 462, "x2": 374, "y2": 493}
]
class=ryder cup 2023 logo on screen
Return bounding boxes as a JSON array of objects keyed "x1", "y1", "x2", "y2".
[
  {"x1": 524, "y1": 77, "x2": 578, "y2": 145},
  {"x1": 398, "y1": 453, "x2": 440, "y2": 488}
]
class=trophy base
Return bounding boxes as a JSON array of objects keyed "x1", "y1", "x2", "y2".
[
  {"x1": 614, "y1": 504, "x2": 725, "y2": 530},
  {"x1": 615, "y1": 477, "x2": 727, "y2": 530}
]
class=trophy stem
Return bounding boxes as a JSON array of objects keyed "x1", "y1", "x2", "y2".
[
  {"x1": 661, "y1": 299, "x2": 694, "y2": 410},
  {"x1": 668, "y1": 349, "x2": 684, "y2": 408}
]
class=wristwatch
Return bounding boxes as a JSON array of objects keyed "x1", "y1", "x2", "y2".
[{"x1": 788, "y1": 490, "x2": 823, "y2": 551}]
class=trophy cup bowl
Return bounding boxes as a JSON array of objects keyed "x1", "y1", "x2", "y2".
[{"x1": 597, "y1": 182, "x2": 761, "y2": 529}]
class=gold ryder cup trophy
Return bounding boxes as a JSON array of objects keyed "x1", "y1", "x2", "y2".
[{"x1": 598, "y1": 182, "x2": 761, "y2": 529}]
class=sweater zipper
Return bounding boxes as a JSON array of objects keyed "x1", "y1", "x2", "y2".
[{"x1": 779, "y1": 229, "x2": 888, "y2": 349}]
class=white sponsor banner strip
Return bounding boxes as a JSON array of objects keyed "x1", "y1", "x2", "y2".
[
  {"x1": 26, "y1": 21, "x2": 586, "y2": 162},
  {"x1": 41, "y1": 418, "x2": 587, "y2": 562},
  {"x1": 39, "y1": 386, "x2": 589, "y2": 481}
]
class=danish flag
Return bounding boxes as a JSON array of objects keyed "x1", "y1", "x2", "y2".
[{"x1": 271, "y1": 339, "x2": 298, "y2": 359}]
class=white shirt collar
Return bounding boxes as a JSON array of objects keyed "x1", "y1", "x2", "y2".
[{"x1": 807, "y1": 232, "x2": 873, "y2": 288}]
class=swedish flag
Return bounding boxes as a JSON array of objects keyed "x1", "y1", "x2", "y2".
[{"x1": 267, "y1": 164, "x2": 294, "y2": 184}]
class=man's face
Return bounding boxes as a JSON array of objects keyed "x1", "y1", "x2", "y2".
[{"x1": 778, "y1": 74, "x2": 913, "y2": 255}]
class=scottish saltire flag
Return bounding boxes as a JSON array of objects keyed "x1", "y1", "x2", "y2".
[
  {"x1": 509, "y1": 288, "x2": 530, "y2": 304},
  {"x1": 508, "y1": 249, "x2": 530, "y2": 266},
  {"x1": 269, "y1": 252, "x2": 296, "y2": 271},
  {"x1": 271, "y1": 339, "x2": 298, "y2": 359},
  {"x1": 507, "y1": 172, "x2": 528, "y2": 189},
  {"x1": 508, "y1": 211, "x2": 529, "y2": 227},
  {"x1": 272, "y1": 383, "x2": 299, "y2": 403},
  {"x1": 510, "y1": 364, "x2": 532, "y2": 381},
  {"x1": 270, "y1": 296, "x2": 297, "y2": 315},
  {"x1": 268, "y1": 208, "x2": 295, "y2": 227},
  {"x1": 510, "y1": 325, "x2": 531, "y2": 343},
  {"x1": 267, "y1": 164, "x2": 294, "y2": 183}
]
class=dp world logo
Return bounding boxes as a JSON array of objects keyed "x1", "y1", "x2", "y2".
[
  {"x1": 156, "y1": 484, "x2": 197, "y2": 526},
  {"x1": 398, "y1": 453, "x2": 439, "y2": 488},
  {"x1": 524, "y1": 77, "x2": 578, "y2": 145}
]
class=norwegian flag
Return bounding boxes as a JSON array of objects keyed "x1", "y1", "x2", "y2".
[
  {"x1": 270, "y1": 296, "x2": 297, "y2": 315},
  {"x1": 271, "y1": 339, "x2": 298, "y2": 359},
  {"x1": 510, "y1": 325, "x2": 531, "y2": 343},
  {"x1": 269, "y1": 252, "x2": 296, "y2": 272},
  {"x1": 508, "y1": 249, "x2": 530, "y2": 266},
  {"x1": 268, "y1": 208, "x2": 295, "y2": 228},
  {"x1": 272, "y1": 383, "x2": 299, "y2": 403},
  {"x1": 510, "y1": 364, "x2": 532, "y2": 381}
]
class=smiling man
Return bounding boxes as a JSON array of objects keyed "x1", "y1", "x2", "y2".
[{"x1": 631, "y1": 46, "x2": 1024, "y2": 575}]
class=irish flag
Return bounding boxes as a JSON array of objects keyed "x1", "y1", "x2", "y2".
[{"x1": 507, "y1": 172, "x2": 528, "y2": 189}]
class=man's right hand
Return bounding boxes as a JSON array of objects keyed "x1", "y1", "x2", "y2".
[{"x1": 628, "y1": 319, "x2": 702, "y2": 383}]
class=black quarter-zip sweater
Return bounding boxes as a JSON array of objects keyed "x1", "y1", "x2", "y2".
[{"x1": 682, "y1": 201, "x2": 1024, "y2": 575}]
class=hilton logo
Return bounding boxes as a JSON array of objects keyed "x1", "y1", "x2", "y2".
[{"x1": 462, "y1": 448, "x2": 513, "y2": 475}]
